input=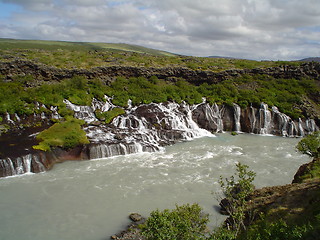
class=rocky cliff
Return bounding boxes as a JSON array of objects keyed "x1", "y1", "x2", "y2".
[{"x1": 1, "y1": 59, "x2": 320, "y2": 85}]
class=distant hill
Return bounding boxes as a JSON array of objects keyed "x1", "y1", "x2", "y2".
[
  {"x1": 0, "y1": 38, "x2": 176, "y2": 56},
  {"x1": 299, "y1": 57, "x2": 320, "y2": 62},
  {"x1": 208, "y1": 56, "x2": 237, "y2": 59}
]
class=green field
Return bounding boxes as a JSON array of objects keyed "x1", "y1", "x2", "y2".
[
  {"x1": 0, "y1": 38, "x2": 175, "y2": 56},
  {"x1": 0, "y1": 38, "x2": 300, "y2": 70}
]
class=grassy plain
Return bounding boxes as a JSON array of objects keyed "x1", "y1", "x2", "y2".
[{"x1": 0, "y1": 38, "x2": 300, "y2": 70}]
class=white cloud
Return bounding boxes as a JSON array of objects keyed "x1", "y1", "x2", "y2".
[{"x1": 0, "y1": 0, "x2": 319, "y2": 60}]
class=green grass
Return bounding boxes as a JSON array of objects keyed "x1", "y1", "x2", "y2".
[
  {"x1": 33, "y1": 117, "x2": 89, "y2": 151},
  {"x1": 0, "y1": 38, "x2": 175, "y2": 55},
  {"x1": 0, "y1": 73, "x2": 318, "y2": 120},
  {"x1": 0, "y1": 38, "x2": 302, "y2": 70}
]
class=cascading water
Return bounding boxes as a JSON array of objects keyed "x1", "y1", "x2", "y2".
[
  {"x1": 233, "y1": 103, "x2": 241, "y2": 132},
  {"x1": 272, "y1": 106, "x2": 291, "y2": 136},
  {"x1": 0, "y1": 154, "x2": 45, "y2": 177},
  {"x1": 249, "y1": 105, "x2": 256, "y2": 133},
  {"x1": 1, "y1": 97, "x2": 319, "y2": 178},
  {"x1": 64, "y1": 100, "x2": 98, "y2": 123},
  {"x1": 258, "y1": 103, "x2": 272, "y2": 135},
  {"x1": 87, "y1": 101, "x2": 213, "y2": 160}
]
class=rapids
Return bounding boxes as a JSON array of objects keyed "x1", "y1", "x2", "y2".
[{"x1": 0, "y1": 133, "x2": 309, "y2": 240}]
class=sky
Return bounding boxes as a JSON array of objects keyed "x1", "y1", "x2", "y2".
[{"x1": 0, "y1": 0, "x2": 320, "y2": 60}]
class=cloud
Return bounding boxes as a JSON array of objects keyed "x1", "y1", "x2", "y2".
[{"x1": 0, "y1": 0, "x2": 319, "y2": 60}]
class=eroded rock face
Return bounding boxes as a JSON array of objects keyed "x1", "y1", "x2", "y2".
[{"x1": 1, "y1": 60, "x2": 320, "y2": 85}]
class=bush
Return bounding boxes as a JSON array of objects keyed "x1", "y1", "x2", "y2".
[
  {"x1": 239, "y1": 218, "x2": 312, "y2": 240},
  {"x1": 219, "y1": 163, "x2": 256, "y2": 235},
  {"x1": 296, "y1": 131, "x2": 320, "y2": 158},
  {"x1": 140, "y1": 203, "x2": 209, "y2": 240}
]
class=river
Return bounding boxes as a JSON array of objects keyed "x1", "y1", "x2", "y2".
[{"x1": 0, "y1": 133, "x2": 309, "y2": 240}]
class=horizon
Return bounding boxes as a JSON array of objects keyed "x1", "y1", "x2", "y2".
[{"x1": 0, "y1": 0, "x2": 320, "y2": 61}]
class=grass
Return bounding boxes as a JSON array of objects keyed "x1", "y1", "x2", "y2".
[
  {"x1": 0, "y1": 73, "x2": 318, "y2": 120},
  {"x1": 33, "y1": 117, "x2": 89, "y2": 151},
  {"x1": 0, "y1": 38, "x2": 302, "y2": 71}
]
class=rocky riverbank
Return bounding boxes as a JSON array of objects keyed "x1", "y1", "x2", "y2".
[{"x1": 110, "y1": 158, "x2": 320, "y2": 240}]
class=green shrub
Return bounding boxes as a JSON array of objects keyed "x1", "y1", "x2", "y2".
[
  {"x1": 33, "y1": 117, "x2": 89, "y2": 151},
  {"x1": 296, "y1": 131, "x2": 320, "y2": 158},
  {"x1": 239, "y1": 218, "x2": 312, "y2": 240},
  {"x1": 140, "y1": 203, "x2": 209, "y2": 240},
  {"x1": 219, "y1": 163, "x2": 256, "y2": 235}
]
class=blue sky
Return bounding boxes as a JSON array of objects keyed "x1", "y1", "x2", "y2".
[
  {"x1": 0, "y1": 2, "x2": 21, "y2": 19},
  {"x1": 0, "y1": 0, "x2": 319, "y2": 60}
]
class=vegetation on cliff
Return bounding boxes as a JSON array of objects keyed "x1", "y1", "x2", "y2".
[
  {"x1": 0, "y1": 38, "x2": 319, "y2": 123},
  {"x1": 0, "y1": 73, "x2": 318, "y2": 121},
  {"x1": 33, "y1": 117, "x2": 89, "y2": 151}
]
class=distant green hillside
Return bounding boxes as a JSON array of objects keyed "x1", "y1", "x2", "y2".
[
  {"x1": 0, "y1": 38, "x2": 302, "y2": 71},
  {"x1": 0, "y1": 38, "x2": 175, "y2": 56}
]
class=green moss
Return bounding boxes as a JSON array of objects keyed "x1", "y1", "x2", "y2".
[
  {"x1": 33, "y1": 117, "x2": 89, "y2": 151},
  {"x1": 96, "y1": 108, "x2": 125, "y2": 124}
]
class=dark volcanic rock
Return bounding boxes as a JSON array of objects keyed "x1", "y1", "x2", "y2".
[
  {"x1": 1, "y1": 60, "x2": 320, "y2": 85},
  {"x1": 111, "y1": 214, "x2": 146, "y2": 240}
]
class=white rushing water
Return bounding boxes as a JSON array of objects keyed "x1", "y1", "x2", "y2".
[{"x1": 0, "y1": 133, "x2": 310, "y2": 240}]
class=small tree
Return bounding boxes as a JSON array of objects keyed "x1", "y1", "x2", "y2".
[
  {"x1": 218, "y1": 163, "x2": 256, "y2": 236},
  {"x1": 296, "y1": 131, "x2": 320, "y2": 158},
  {"x1": 140, "y1": 203, "x2": 209, "y2": 240}
]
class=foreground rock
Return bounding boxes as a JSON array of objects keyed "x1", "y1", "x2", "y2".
[
  {"x1": 220, "y1": 159, "x2": 320, "y2": 232},
  {"x1": 110, "y1": 213, "x2": 145, "y2": 240}
]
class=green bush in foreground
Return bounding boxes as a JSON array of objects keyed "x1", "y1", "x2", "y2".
[
  {"x1": 238, "y1": 218, "x2": 313, "y2": 240},
  {"x1": 33, "y1": 117, "x2": 89, "y2": 151},
  {"x1": 219, "y1": 163, "x2": 256, "y2": 236},
  {"x1": 296, "y1": 131, "x2": 320, "y2": 158},
  {"x1": 140, "y1": 203, "x2": 209, "y2": 240}
]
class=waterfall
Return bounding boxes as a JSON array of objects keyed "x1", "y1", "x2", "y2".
[
  {"x1": 212, "y1": 103, "x2": 224, "y2": 132},
  {"x1": 233, "y1": 103, "x2": 241, "y2": 132},
  {"x1": 14, "y1": 113, "x2": 21, "y2": 122},
  {"x1": 50, "y1": 106, "x2": 61, "y2": 120},
  {"x1": 64, "y1": 100, "x2": 98, "y2": 123},
  {"x1": 5, "y1": 113, "x2": 14, "y2": 124},
  {"x1": 92, "y1": 97, "x2": 114, "y2": 112},
  {"x1": 0, "y1": 158, "x2": 15, "y2": 176},
  {"x1": 249, "y1": 105, "x2": 256, "y2": 133},
  {"x1": 306, "y1": 119, "x2": 317, "y2": 134},
  {"x1": 259, "y1": 103, "x2": 272, "y2": 135},
  {"x1": 89, "y1": 142, "x2": 157, "y2": 160},
  {"x1": 0, "y1": 154, "x2": 47, "y2": 177},
  {"x1": 1, "y1": 98, "x2": 319, "y2": 178},
  {"x1": 298, "y1": 118, "x2": 305, "y2": 137},
  {"x1": 200, "y1": 103, "x2": 224, "y2": 132},
  {"x1": 272, "y1": 106, "x2": 291, "y2": 136},
  {"x1": 85, "y1": 101, "x2": 213, "y2": 160},
  {"x1": 156, "y1": 102, "x2": 212, "y2": 139}
]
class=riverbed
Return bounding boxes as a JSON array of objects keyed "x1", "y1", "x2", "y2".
[{"x1": 0, "y1": 133, "x2": 309, "y2": 240}]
